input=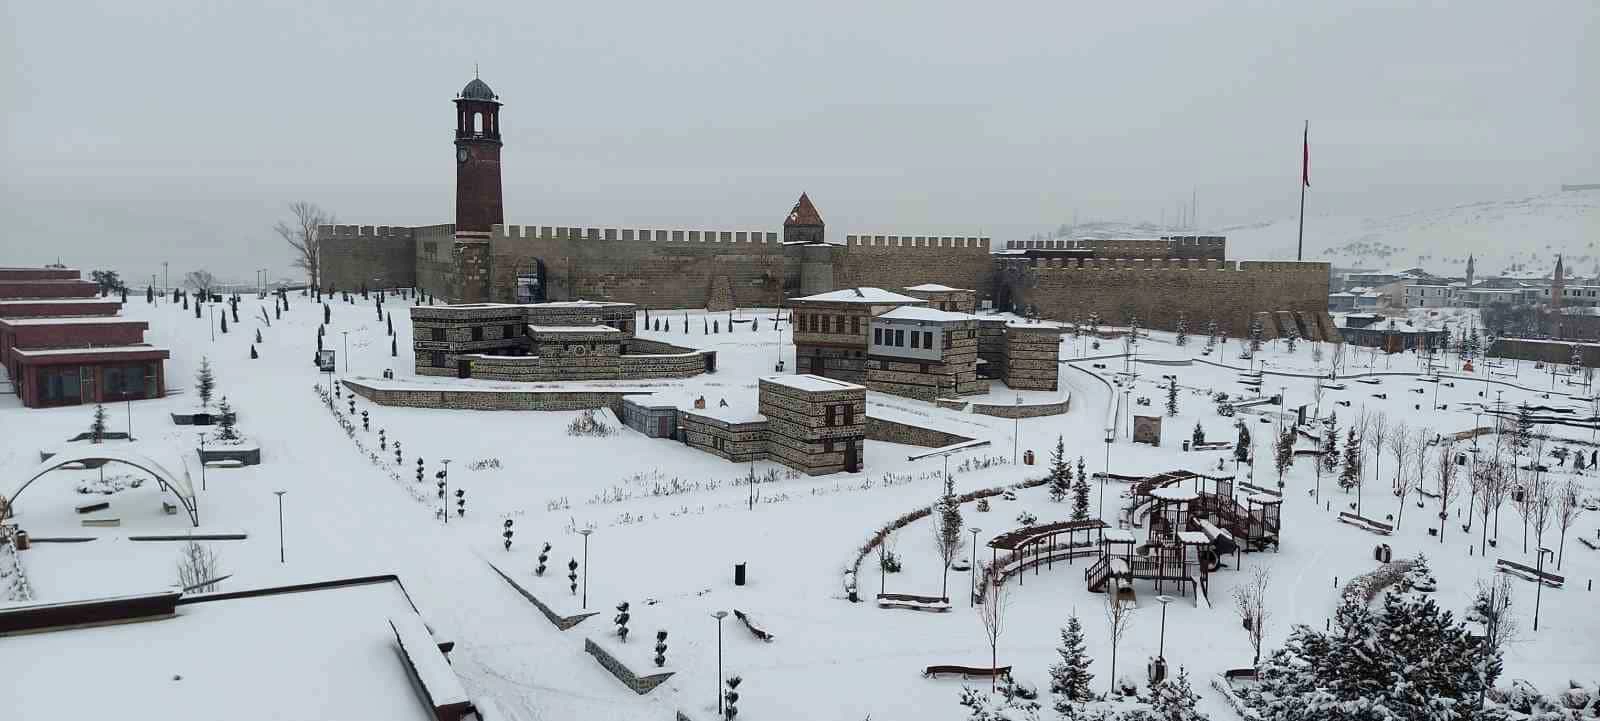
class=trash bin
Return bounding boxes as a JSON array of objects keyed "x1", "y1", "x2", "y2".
[
  {"x1": 1023, "y1": 450, "x2": 1035, "y2": 465},
  {"x1": 14, "y1": 531, "x2": 30, "y2": 551},
  {"x1": 735, "y1": 562, "x2": 747, "y2": 586}
]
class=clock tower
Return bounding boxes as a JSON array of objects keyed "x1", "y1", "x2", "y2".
[
  {"x1": 451, "y1": 75, "x2": 503, "y2": 303},
  {"x1": 454, "y1": 76, "x2": 504, "y2": 233}
]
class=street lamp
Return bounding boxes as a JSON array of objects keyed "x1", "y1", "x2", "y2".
[
  {"x1": 274, "y1": 490, "x2": 286, "y2": 563},
  {"x1": 209, "y1": 305, "x2": 216, "y2": 342},
  {"x1": 711, "y1": 610, "x2": 729, "y2": 717},
  {"x1": 197, "y1": 432, "x2": 207, "y2": 491},
  {"x1": 579, "y1": 528, "x2": 594, "y2": 609},
  {"x1": 1013, "y1": 396, "x2": 1022, "y2": 463},
  {"x1": 342, "y1": 331, "x2": 350, "y2": 372},
  {"x1": 969, "y1": 527, "x2": 982, "y2": 606},
  {"x1": 1155, "y1": 594, "x2": 1174, "y2": 659},
  {"x1": 1533, "y1": 546, "x2": 1553, "y2": 631}
]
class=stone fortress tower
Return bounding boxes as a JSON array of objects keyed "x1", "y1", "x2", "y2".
[{"x1": 316, "y1": 75, "x2": 1332, "y2": 338}]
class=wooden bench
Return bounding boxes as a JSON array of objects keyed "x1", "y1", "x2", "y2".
[
  {"x1": 74, "y1": 501, "x2": 110, "y2": 514},
  {"x1": 1337, "y1": 511, "x2": 1393, "y2": 536},
  {"x1": 877, "y1": 593, "x2": 951, "y2": 612},
  {"x1": 389, "y1": 613, "x2": 472, "y2": 720},
  {"x1": 1578, "y1": 536, "x2": 1599, "y2": 551},
  {"x1": 81, "y1": 518, "x2": 122, "y2": 528},
  {"x1": 1496, "y1": 558, "x2": 1564, "y2": 588},
  {"x1": 733, "y1": 609, "x2": 774, "y2": 642},
  {"x1": 924, "y1": 664, "x2": 1012, "y2": 680}
]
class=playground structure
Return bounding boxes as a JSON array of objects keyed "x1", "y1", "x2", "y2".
[
  {"x1": 977, "y1": 519, "x2": 1109, "y2": 601},
  {"x1": 1084, "y1": 469, "x2": 1282, "y2": 608}
]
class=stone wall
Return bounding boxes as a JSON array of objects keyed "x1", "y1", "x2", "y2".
[
  {"x1": 758, "y1": 377, "x2": 865, "y2": 475},
  {"x1": 679, "y1": 411, "x2": 768, "y2": 463},
  {"x1": 831, "y1": 236, "x2": 992, "y2": 301},
  {"x1": 998, "y1": 258, "x2": 1330, "y2": 342},
  {"x1": 935, "y1": 397, "x2": 1069, "y2": 418},
  {"x1": 863, "y1": 415, "x2": 975, "y2": 448},
  {"x1": 1495, "y1": 338, "x2": 1600, "y2": 366},
  {"x1": 1001, "y1": 325, "x2": 1064, "y2": 391},
  {"x1": 315, "y1": 225, "x2": 420, "y2": 292},
  {"x1": 344, "y1": 380, "x2": 647, "y2": 413}
]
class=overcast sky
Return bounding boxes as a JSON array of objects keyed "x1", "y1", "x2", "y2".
[{"x1": 3, "y1": 1, "x2": 1596, "y2": 285}]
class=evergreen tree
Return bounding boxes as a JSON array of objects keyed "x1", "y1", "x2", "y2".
[
  {"x1": 1275, "y1": 425, "x2": 1296, "y2": 487},
  {"x1": 194, "y1": 356, "x2": 216, "y2": 407},
  {"x1": 89, "y1": 404, "x2": 108, "y2": 444},
  {"x1": 1049, "y1": 613, "x2": 1095, "y2": 706},
  {"x1": 220, "y1": 315, "x2": 228, "y2": 334},
  {"x1": 1071, "y1": 457, "x2": 1090, "y2": 521},
  {"x1": 1048, "y1": 436, "x2": 1070, "y2": 502},
  {"x1": 255, "y1": 328, "x2": 262, "y2": 344},
  {"x1": 1515, "y1": 405, "x2": 1533, "y2": 448},
  {"x1": 1149, "y1": 668, "x2": 1206, "y2": 721},
  {"x1": 1166, "y1": 379, "x2": 1179, "y2": 417},
  {"x1": 1174, "y1": 313, "x2": 1188, "y2": 347},
  {"x1": 146, "y1": 285, "x2": 154, "y2": 303},
  {"x1": 391, "y1": 336, "x2": 398, "y2": 357},
  {"x1": 1234, "y1": 423, "x2": 1252, "y2": 465},
  {"x1": 1340, "y1": 427, "x2": 1362, "y2": 492},
  {"x1": 1192, "y1": 421, "x2": 1205, "y2": 447},
  {"x1": 250, "y1": 344, "x2": 258, "y2": 359},
  {"x1": 1284, "y1": 325, "x2": 1299, "y2": 353},
  {"x1": 387, "y1": 314, "x2": 393, "y2": 336},
  {"x1": 1320, "y1": 413, "x2": 1340, "y2": 475},
  {"x1": 1205, "y1": 319, "x2": 1219, "y2": 352},
  {"x1": 323, "y1": 303, "x2": 331, "y2": 325},
  {"x1": 215, "y1": 396, "x2": 239, "y2": 441}
]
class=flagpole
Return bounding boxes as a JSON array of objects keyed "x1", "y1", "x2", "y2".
[{"x1": 1297, "y1": 120, "x2": 1308, "y2": 261}]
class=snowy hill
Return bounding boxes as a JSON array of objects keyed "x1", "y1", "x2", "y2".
[
  {"x1": 1220, "y1": 189, "x2": 1600, "y2": 277},
  {"x1": 1052, "y1": 189, "x2": 1600, "y2": 279}
]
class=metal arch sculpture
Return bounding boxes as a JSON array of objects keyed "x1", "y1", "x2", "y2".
[{"x1": 4, "y1": 448, "x2": 200, "y2": 527}]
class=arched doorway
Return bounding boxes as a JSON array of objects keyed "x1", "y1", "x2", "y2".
[
  {"x1": 514, "y1": 258, "x2": 546, "y2": 304},
  {"x1": 6, "y1": 448, "x2": 200, "y2": 527}
]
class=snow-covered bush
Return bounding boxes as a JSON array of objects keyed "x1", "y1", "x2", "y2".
[
  {"x1": 567, "y1": 410, "x2": 618, "y2": 437},
  {"x1": 175, "y1": 540, "x2": 223, "y2": 593},
  {"x1": 654, "y1": 630, "x2": 668, "y2": 667},
  {"x1": 536, "y1": 542, "x2": 550, "y2": 575},
  {"x1": 976, "y1": 498, "x2": 991, "y2": 512},
  {"x1": 76, "y1": 472, "x2": 145, "y2": 495},
  {"x1": 614, "y1": 601, "x2": 630, "y2": 642},
  {"x1": 1016, "y1": 510, "x2": 1038, "y2": 526}
]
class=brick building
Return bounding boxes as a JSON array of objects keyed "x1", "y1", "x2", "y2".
[
  {"x1": 864, "y1": 306, "x2": 986, "y2": 400},
  {"x1": 0, "y1": 267, "x2": 168, "y2": 408},
  {"x1": 790, "y1": 287, "x2": 926, "y2": 383}
]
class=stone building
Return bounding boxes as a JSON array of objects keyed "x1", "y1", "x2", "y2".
[
  {"x1": 864, "y1": 306, "x2": 986, "y2": 400},
  {"x1": 0, "y1": 267, "x2": 168, "y2": 408},
  {"x1": 410, "y1": 301, "x2": 710, "y2": 381},
  {"x1": 789, "y1": 287, "x2": 926, "y2": 383},
  {"x1": 319, "y1": 76, "x2": 1331, "y2": 338},
  {"x1": 902, "y1": 284, "x2": 977, "y2": 313}
]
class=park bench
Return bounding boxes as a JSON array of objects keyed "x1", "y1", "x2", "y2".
[
  {"x1": 81, "y1": 518, "x2": 121, "y2": 528},
  {"x1": 733, "y1": 609, "x2": 774, "y2": 642},
  {"x1": 877, "y1": 593, "x2": 951, "y2": 612},
  {"x1": 1578, "y1": 536, "x2": 1599, "y2": 551},
  {"x1": 1336, "y1": 511, "x2": 1393, "y2": 536},
  {"x1": 1495, "y1": 558, "x2": 1564, "y2": 588},
  {"x1": 389, "y1": 614, "x2": 471, "y2": 721},
  {"x1": 923, "y1": 665, "x2": 1012, "y2": 680},
  {"x1": 1356, "y1": 378, "x2": 1381, "y2": 385},
  {"x1": 74, "y1": 501, "x2": 110, "y2": 514}
]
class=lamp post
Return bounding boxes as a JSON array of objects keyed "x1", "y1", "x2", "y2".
[
  {"x1": 1533, "y1": 546, "x2": 1553, "y2": 631},
  {"x1": 436, "y1": 459, "x2": 451, "y2": 525},
  {"x1": 342, "y1": 331, "x2": 350, "y2": 372},
  {"x1": 969, "y1": 527, "x2": 982, "y2": 606},
  {"x1": 123, "y1": 390, "x2": 134, "y2": 440},
  {"x1": 209, "y1": 305, "x2": 216, "y2": 342},
  {"x1": 197, "y1": 433, "x2": 207, "y2": 491},
  {"x1": 1013, "y1": 396, "x2": 1022, "y2": 463},
  {"x1": 711, "y1": 610, "x2": 729, "y2": 717},
  {"x1": 274, "y1": 490, "x2": 286, "y2": 563},
  {"x1": 1155, "y1": 594, "x2": 1174, "y2": 659},
  {"x1": 579, "y1": 528, "x2": 594, "y2": 609},
  {"x1": 1101, "y1": 435, "x2": 1112, "y2": 520}
]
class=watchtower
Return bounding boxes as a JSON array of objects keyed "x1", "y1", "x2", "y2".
[
  {"x1": 453, "y1": 75, "x2": 505, "y2": 234},
  {"x1": 783, "y1": 193, "x2": 825, "y2": 244}
]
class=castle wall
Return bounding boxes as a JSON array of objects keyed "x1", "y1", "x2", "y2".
[
  {"x1": 999, "y1": 258, "x2": 1330, "y2": 339},
  {"x1": 487, "y1": 225, "x2": 786, "y2": 309},
  {"x1": 830, "y1": 235, "x2": 993, "y2": 302},
  {"x1": 315, "y1": 225, "x2": 418, "y2": 292}
]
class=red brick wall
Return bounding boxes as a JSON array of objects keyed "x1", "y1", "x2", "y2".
[
  {"x1": 5, "y1": 322, "x2": 147, "y2": 349},
  {"x1": 0, "y1": 280, "x2": 98, "y2": 299},
  {"x1": 0, "y1": 300, "x2": 122, "y2": 318},
  {"x1": 0, "y1": 268, "x2": 82, "y2": 281}
]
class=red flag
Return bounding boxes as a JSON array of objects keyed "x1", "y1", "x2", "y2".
[{"x1": 1302, "y1": 121, "x2": 1310, "y2": 188}]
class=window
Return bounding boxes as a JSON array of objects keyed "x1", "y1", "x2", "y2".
[
  {"x1": 894, "y1": 329, "x2": 905, "y2": 346},
  {"x1": 471, "y1": 326, "x2": 484, "y2": 341},
  {"x1": 432, "y1": 327, "x2": 445, "y2": 342},
  {"x1": 874, "y1": 328, "x2": 883, "y2": 345},
  {"x1": 826, "y1": 405, "x2": 837, "y2": 426},
  {"x1": 911, "y1": 331, "x2": 920, "y2": 349},
  {"x1": 842, "y1": 404, "x2": 854, "y2": 425},
  {"x1": 824, "y1": 439, "x2": 835, "y2": 453},
  {"x1": 923, "y1": 331, "x2": 933, "y2": 349},
  {"x1": 432, "y1": 351, "x2": 446, "y2": 367},
  {"x1": 835, "y1": 315, "x2": 845, "y2": 334},
  {"x1": 505, "y1": 324, "x2": 519, "y2": 339},
  {"x1": 851, "y1": 317, "x2": 860, "y2": 335}
]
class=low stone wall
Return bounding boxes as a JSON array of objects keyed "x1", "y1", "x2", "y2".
[
  {"x1": 864, "y1": 415, "x2": 975, "y2": 448},
  {"x1": 585, "y1": 637, "x2": 676, "y2": 695},
  {"x1": 344, "y1": 380, "x2": 648, "y2": 414},
  {"x1": 934, "y1": 396, "x2": 1068, "y2": 418},
  {"x1": 679, "y1": 411, "x2": 768, "y2": 463},
  {"x1": 486, "y1": 561, "x2": 600, "y2": 631},
  {"x1": 618, "y1": 352, "x2": 710, "y2": 379}
]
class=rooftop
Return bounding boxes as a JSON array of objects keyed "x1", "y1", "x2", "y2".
[
  {"x1": 0, "y1": 298, "x2": 118, "y2": 306},
  {"x1": 903, "y1": 283, "x2": 969, "y2": 292},
  {"x1": 791, "y1": 287, "x2": 926, "y2": 305},
  {"x1": 0, "y1": 316, "x2": 142, "y2": 327},
  {"x1": 785, "y1": 193, "x2": 824, "y2": 227},
  {"x1": 875, "y1": 306, "x2": 977, "y2": 323},
  {"x1": 760, "y1": 374, "x2": 866, "y2": 393},
  {"x1": 528, "y1": 324, "x2": 619, "y2": 333},
  {"x1": 0, "y1": 577, "x2": 446, "y2": 721},
  {"x1": 11, "y1": 344, "x2": 169, "y2": 358}
]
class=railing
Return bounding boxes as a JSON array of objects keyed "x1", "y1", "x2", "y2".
[{"x1": 1084, "y1": 555, "x2": 1110, "y2": 592}]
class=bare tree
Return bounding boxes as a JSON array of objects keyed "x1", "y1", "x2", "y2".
[
  {"x1": 1554, "y1": 478, "x2": 1585, "y2": 569},
  {"x1": 1312, "y1": 381, "x2": 1325, "y2": 421},
  {"x1": 184, "y1": 269, "x2": 217, "y2": 296},
  {"x1": 1366, "y1": 412, "x2": 1390, "y2": 504},
  {"x1": 274, "y1": 201, "x2": 334, "y2": 290},
  {"x1": 176, "y1": 540, "x2": 223, "y2": 593},
  {"x1": 976, "y1": 575, "x2": 1009, "y2": 693},
  {"x1": 1231, "y1": 566, "x2": 1270, "y2": 666},
  {"x1": 1104, "y1": 585, "x2": 1135, "y2": 695},
  {"x1": 1473, "y1": 456, "x2": 1507, "y2": 552},
  {"x1": 1392, "y1": 427, "x2": 1424, "y2": 529},
  {"x1": 1387, "y1": 420, "x2": 1410, "y2": 493},
  {"x1": 1436, "y1": 444, "x2": 1459, "y2": 543},
  {"x1": 1531, "y1": 471, "x2": 1556, "y2": 560},
  {"x1": 1471, "y1": 574, "x2": 1518, "y2": 653},
  {"x1": 1512, "y1": 444, "x2": 1547, "y2": 554}
]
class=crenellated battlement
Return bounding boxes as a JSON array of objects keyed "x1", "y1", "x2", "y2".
[
  {"x1": 1004, "y1": 236, "x2": 1225, "y2": 254},
  {"x1": 843, "y1": 234, "x2": 989, "y2": 249},
  {"x1": 491, "y1": 224, "x2": 779, "y2": 244},
  {"x1": 316, "y1": 224, "x2": 419, "y2": 240},
  {"x1": 998, "y1": 256, "x2": 1328, "y2": 274}
]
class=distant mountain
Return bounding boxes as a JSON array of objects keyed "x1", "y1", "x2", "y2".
[
  {"x1": 1047, "y1": 189, "x2": 1599, "y2": 279},
  {"x1": 1218, "y1": 189, "x2": 1600, "y2": 277}
]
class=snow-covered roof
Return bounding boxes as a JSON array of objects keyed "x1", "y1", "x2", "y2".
[
  {"x1": 0, "y1": 578, "x2": 442, "y2": 721},
  {"x1": 1247, "y1": 492, "x2": 1283, "y2": 504},
  {"x1": 903, "y1": 283, "x2": 968, "y2": 292},
  {"x1": 760, "y1": 374, "x2": 865, "y2": 393},
  {"x1": 0, "y1": 297, "x2": 120, "y2": 305},
  {"x1": 11, "y1": 344, "x2": 169, "y2": 357},
  {"x1": 1149, "y1": 487, "x2": 1199, "y2": 502},
  {"x1": 1176, "y1": 531, "x2": 1211, "y2": 545},
  {"x1": 875, "y1": 306, "x2": 976, "y2": 323},
  {"x1": 791, "y1": 287, "x2": 926, "y2": 304},
  {"x1": 1102, "y1": 529, "x2": 1136, "y2": 544},
  {"x1": 527, "y1": 324, "x2": 619, "y2": 333},
  {"x1": 0, "y1": 316, "x2": 141, "y2": 326}
]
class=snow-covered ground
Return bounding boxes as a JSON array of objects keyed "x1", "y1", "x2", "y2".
[{"x1": 3, "y1": 294, "x2": 1598, "y2": 720}]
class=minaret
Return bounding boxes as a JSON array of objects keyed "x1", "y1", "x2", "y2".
[
  {"x1": 1552, "y1": 254, "x2": 1565, "y2": 309},
  {"x1": 452, "y1": 74, "x2": 504, "y2": 303},
  {"x1": 1465, "y1": 254, "x2": 1475, "y2": 288}
]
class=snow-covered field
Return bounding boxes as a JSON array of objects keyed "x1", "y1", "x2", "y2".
[{"x1": 3, "y1": 294, "x2": 1598, "y2": 720}]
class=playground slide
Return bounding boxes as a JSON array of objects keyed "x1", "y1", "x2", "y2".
[{"x1": 1191, "y1": 577, "x2": 1211, "y2": 610}]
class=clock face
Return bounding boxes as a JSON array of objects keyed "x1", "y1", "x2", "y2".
[{"x1": 457, "y1": 148, "x2": 469, "y2": 163}]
